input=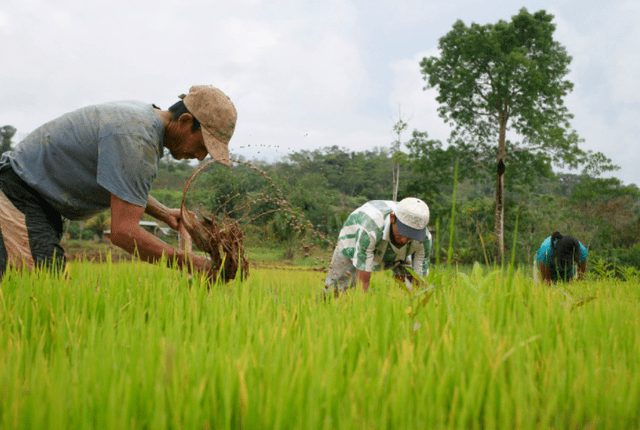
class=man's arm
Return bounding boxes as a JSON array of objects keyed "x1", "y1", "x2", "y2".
[
  {"x1": 145, "y1": 195, "x2": 180, "y2": 230},
  {"x1": 356, "y1": 269, "x2": 372, "y2": 292},
  {"x1": 110, "y1": 194, "x2": 210, "y2": 275},
  {"x1": 576, "y1": 260, "x2": 587, "y2": 280},
  {"x1": 539, "y1": 261, "x2": 553, "y2": 285},
  {"x1": 410, "y1": 238, "x2": 430, "y2": 279}
]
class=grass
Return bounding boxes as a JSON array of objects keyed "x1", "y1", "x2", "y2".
[
  {"x1": 62, "y1": 239, "x2": 331, "y2": 268},
  {"x1": 245, "y1": 244, "x2": 331, "y2": 268},
  {"x1": 1, "y1": 260, "x2": 639, "y2": 429}
]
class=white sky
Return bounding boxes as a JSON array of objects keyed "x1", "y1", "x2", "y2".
[{"x1": 1, "y1": 0, "x2": 638, "y2": 186}]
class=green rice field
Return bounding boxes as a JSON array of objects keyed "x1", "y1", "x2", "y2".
[{"x1": 1, "y1": 259, "x2": 639, "y2": 429}]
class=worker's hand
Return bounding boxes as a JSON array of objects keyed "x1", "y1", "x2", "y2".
[
  {"x1": 163, "y1": 208, "x2": 181, "y2": 231},
  {"x1": 356, "y1": 269, "x2": 371, "y2": 292},
  {"x1": 191, "y1": 254, "x2": 216, "y2": 280},
  {"x1": 169, "y1": 208, "x2": 199, "y2": 232}
]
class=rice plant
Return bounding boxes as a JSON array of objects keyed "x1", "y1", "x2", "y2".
[{"x1": 1, "y1": 259, "x2": 638, "y2": 429}]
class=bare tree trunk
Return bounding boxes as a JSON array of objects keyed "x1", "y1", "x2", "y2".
[
  {"x1": 494, "y1": 114, "x2": 507, "y2": 265},
  {"x1": 391, "y1": 107, "x2": 408, "y2": 202},
  {"x1": 495, "y1": 163, "x2": 505, "y2": 264},
  {"x1": 392, "y1": 164, "x2": 400, "y2": 201}
]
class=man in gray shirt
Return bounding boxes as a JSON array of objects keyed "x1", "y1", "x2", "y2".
[{"x1": 0, "y1": 84, "x2": 236, "y2": 279}]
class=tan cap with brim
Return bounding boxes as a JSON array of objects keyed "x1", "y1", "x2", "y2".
[{"x1": 180, "y1": 85, "x2": 237, "y2": 166}]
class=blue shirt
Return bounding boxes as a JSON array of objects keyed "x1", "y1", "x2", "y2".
[
  {"x1": 536, "y1": 236, "x2": 588, "y2": 268},
  {"x1": 1, "y1": 101, "x2": 164, "y2": 220}
]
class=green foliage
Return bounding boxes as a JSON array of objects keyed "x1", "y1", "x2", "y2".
[
  {"x1": 567, "y1": 177, "x2": 640, "y2": 250},
  {"x1": 0, "y1": 125, "x2": 16, "y2": 155},
  {"x1": 64, "y1": 220, "x2": 103, "y2": 241},
  {"x1": 404, "y1": 130, "x2": 479, "y2": 211},
  {"x1": 142, "y1": 144, "x2": 639, "y2": 272},
  {"x1": 420, "y1": 8, "x2": 579, "y2": 156},
  {"x1": 570, "y1": 176, "x2": 640, "y2": 202},
  {"x1": 149, "y1": 189, "x2": 184, "y2": 209},
  {"x1": 84, "y1": 212, "x2": 111, "y2": 240},
  {"x1": 419, "y1": 8, "x2": 618, "y2": 261},
  {"x1": 501, "y1": 143, "x2": 555, "y2": 191},
  {"x1": 394, "y1": 267, "x2": 436, "y2": 329},
  {"x1": 152, "y1": 158, "x2": 196, "y2": 189},
  {"x1": 267, "y1": 206, "x2": 310, "y2": 259},
  {"x1": 64, "y1": 220, "x2": 81, "y2": 240},
  {"x1": 616, "y1": 243, "x2": 640, "y2": 270},
  {"x1": 447, "y1": 162, "x2": 459, "y2": 267},
  {"x1": 285, "y1": 146, "x2": 394, "y2": 200},
  {"x1": 588, "y1": 245, "x2": 640, "y2": 276}
]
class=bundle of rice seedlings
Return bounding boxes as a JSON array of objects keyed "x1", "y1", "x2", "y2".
[{"x1": 180, "y1": 160, "x2": 249, "y2": 283}]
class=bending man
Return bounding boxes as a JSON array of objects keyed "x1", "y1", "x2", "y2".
[
  {"x1": 536, "y1": 231, "x2": 588, "y2": 284},
  {"x1": 324, "y1": 198, "x2": 432, "y2": 296},
  {"x1": 0, "y1": 85, "x2": 236, "y2": 279}
]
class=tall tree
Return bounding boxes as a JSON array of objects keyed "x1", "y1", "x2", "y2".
[
  {"x1": 0, "y1": 125, "x2": 17, "y2": 156},
  {"x1": 420, "y1": 8, "x2": 589, "y2": 263},
  {"x1": 390, "y1": 108, "x2": 408, "y2": 201}
]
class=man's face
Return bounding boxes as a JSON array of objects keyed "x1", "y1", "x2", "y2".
[
  {"x1": 390, "y1": 214, "x2": 411, "y2": 247},
  {"x1": 168, "y1": 114, "x2": 209, "y2": 161}
]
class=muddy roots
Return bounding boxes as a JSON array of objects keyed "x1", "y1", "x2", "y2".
[{"x1": 180, "y1": 161, "x2": 250, "y2": 283}]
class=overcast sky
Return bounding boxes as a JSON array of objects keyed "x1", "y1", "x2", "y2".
[{"x1": 1, "y1": 0, "x2": 638, "y2": 186}]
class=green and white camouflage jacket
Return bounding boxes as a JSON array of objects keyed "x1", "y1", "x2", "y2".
[{"x1": 336, "y1": 200, "x2": 432, "y2": 277}]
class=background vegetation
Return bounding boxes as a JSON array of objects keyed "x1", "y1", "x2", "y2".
[
  {"x1": 3, "y1": 122, "x2": 638, "y2": 271},
  {"x1": 135, "y1": 144, "x2": 639, "y2": 271},
  {"x1": 1, "y1": 8, "x2": 638, "y2": 270}
]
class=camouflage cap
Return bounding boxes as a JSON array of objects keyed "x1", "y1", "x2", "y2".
[{"x1": 180, "y1": 85, "x2": 237, "y2": 166}]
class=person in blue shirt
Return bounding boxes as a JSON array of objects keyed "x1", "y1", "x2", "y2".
[{"x1": 536, "y1": 232, "x2": 588, "y2": 284}]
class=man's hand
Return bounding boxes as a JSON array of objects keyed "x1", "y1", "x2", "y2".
[
  {"x1": 145, "y1": 195, "x2": 185, "y2": 230},
  {"x1": 538, "y1": 262, "x2": 551, "y2": 284},
  {"x1": 164, "y1": 207, "x2": 181, "y2": 231},
  {"x1": 576, "y1": 260, "x2": 587, "y2": 281},
  {"x1": 112, "y1": 194, "x2": 204, "y2": 277},
  {"x1": 190, "y1": 254, "x2": 217, "y2": 279},
  {"x1": 356, "y1": 269, "x2": 371, "y2": 292}
]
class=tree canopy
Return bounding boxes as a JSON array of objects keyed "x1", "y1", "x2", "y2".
[{"x1": 419, "y1": 8, "x2": 615, "y2": 262}]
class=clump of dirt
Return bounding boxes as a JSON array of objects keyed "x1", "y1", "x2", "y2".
[
  {"x1": 180, "y1": 160, "x2": 250, "y2": 283},
  {"x1": 181, "y1": 210, "x2": 249, "y2": 282}
]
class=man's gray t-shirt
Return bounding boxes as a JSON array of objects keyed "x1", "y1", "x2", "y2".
[{"x1": 1, "y1": 101, "x2": 164, "y2": 220}]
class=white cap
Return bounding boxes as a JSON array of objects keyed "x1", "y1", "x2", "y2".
[{"x1": 394, "y1": 197, "x2": 430, "y2": 242}]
